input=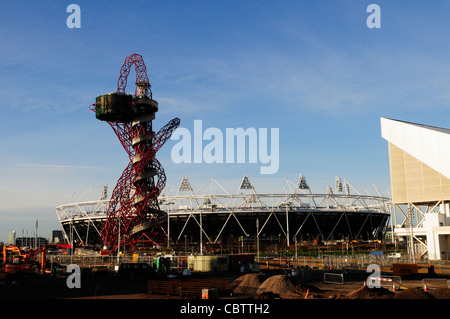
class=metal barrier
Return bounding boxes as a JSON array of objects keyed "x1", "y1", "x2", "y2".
[
  {"x1": 324, "y1": 272, "x2": 344, "y2": 284},
  {"x1": 422, "y1": 278, "x2": 450, "y2": 290},
  {"x1": 369, "y1": 276, "x2": 401, "y2": 290}
]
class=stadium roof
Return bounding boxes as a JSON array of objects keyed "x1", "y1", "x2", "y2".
[{"x1": 381, "y1": 117, "x2": 450, "y2": 179}]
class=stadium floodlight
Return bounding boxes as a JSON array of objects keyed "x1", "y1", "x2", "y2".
[
  {"x1": 239, "y1": 174, "x2": 254, "y2": 190},
  {"x1": 345, "y1": 180, "x2": 351, "y2": 195},
  {"x1": 335, "y1": 177, "x2": 343, "y2": 193},
  {"x1": 297, "y1": 174, "x2": 309, "y2": 190},
  {"x1": 179, "y1": 176, "x2": 193, "y2": 192}
]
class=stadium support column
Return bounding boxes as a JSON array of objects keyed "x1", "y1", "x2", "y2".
[{"x1": 407, "y1": 204, "x2": 415, "y2": 263}]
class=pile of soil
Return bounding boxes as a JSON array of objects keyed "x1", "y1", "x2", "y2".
[
  {"x1": 256, "y1": 275, "x2": 295, "y2": 296},
  {"x1": 230, "y1": 274, "x2": 266, "y2": 296},
  {"x1": 393, "y1": 288, "x2": 434, "y2": 299},
  {"x1": 428, "y1": 288, "x2": 450, "y2": 299},
  {"x1": 255, "y1": 291, "x2": 279, "y2": 299},
  {"x1": 281, "y1": 283, "x2": 326, "y2": 299},
  {"x1": 342, "y1": 285, "x2": 394, "y2": 299}
]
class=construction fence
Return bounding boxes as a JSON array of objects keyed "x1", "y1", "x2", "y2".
[{"x1": 48, "y1": 253, "x2": 450, "y2": 275}]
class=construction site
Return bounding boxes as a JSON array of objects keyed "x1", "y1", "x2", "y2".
[
  {"x1": 1, "y1": 246, "x2": 450, "y2": 301},
  {"x1": 2, "y1": 55, "x2": 450, "y2": 305}
]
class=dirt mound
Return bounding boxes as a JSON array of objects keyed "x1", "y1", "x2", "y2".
[
  {"x1": 427, "y1": 288, "x2": 450, "y2": 299},
  {"x1": 292, "y1": 283, "x2": 323, "y2": 294},
  {"x1": 281, "y1": 290, "x2": 305, "y2": 299},
  {"x1": 280, "y1": 284, "x2": 341, "y2": 299},
  {"x1": 231, "y1": 274, "x2": 266, "y2": 296},
  {"x1": 393, "y1": 288, "x2": 434, "y2": 299},
  {"x1": 342, "y1": 285, "x2": 394, "y2": 299},
  {"x1": 256, "y1": 275, "x2": 295, "y2": 296}
]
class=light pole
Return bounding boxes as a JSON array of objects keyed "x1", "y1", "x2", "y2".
[
  {"x1": 295, "y1": 237, "x2": 298, "y2": 260},
  {"x1": 71, "y1": 217, "x2": 74, "y2": 264},
  {"x1": 256, "y1": 218, "x2": 260, "y2": 260}
]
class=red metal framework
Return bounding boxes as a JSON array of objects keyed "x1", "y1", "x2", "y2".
[
  {"x1": 91, "y1": 54, "x2": 180, "y2": 249},
  {"x1": 117, "y1": 53, "x2": 151, "y2": 97}
]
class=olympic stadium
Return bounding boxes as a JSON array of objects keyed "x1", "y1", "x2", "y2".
[{"x1": 55, "y1": 174, "x2": 391, "y2": 252}]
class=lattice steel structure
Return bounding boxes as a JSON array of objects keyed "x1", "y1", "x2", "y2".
[
  {"x1": 90, "y1": 53, "x2": 180, "y2": 249},
  {"x1": 56, "y1": 175, "x2": 391, "y2": 250},
  {"x1": 162, "y1": 175, "x2": 391, "y2": 247}
]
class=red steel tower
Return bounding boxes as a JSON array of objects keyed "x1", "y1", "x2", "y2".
[{"x1": 91, "y1": 53, "x2": 180, "y2": 249}]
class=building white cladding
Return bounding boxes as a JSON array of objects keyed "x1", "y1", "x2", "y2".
[
  {"x1": 381, "y1": 117, "x2": 450, "y2": 260},
  {"x1": 381, "y1": 118, "x2": 450, "y2": 179}
]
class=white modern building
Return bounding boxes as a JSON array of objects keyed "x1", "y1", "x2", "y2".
[
  {"x1": 381, "y1": 117, "x2": 450, "y2": 260},
  {"x1": 8, "y1": 230, "x2": 16, "y2": 245}
]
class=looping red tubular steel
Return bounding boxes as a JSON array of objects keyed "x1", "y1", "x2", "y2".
[
  {"x1": 92, "y1": 54, "x2": 180, "y2": 249},
  {"x1": 117, "y1": 53, "x2": 151, "y2": 97}
]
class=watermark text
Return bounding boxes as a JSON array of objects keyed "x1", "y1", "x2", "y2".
[{"x1": 171, "y1": 120, "x2": 279, "y2": 174}]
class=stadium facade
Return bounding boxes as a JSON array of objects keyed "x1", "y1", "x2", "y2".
[{"x1": 56, "y1": 175, "x2": 390, "y2": 252}]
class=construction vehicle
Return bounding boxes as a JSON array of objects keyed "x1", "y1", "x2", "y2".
[
  {"x1": 1, "y1": 245, "x2": 59, "y2": 275},
  {"x1": 1, "y1": 245, "x2": 35, "y2": 274},
  {"x1": 26, "y1": 246, "x2": 48, "y2": 273},
  {"x1": 2, "y1": 245, "x2": 27, "y2": 263}
]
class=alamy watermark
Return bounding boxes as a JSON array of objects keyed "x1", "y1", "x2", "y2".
[
  {"x1": 64, "y1": 4, "x2": 379, "y2": 30},
  {"x1": 66, "y1": 4, "x2": 81, "y2": 29},
  {"x1": 366, "y1": 4, "x2": 381, "y2": 29},
  {"x1": 171, "y1": 120, "x2": 279, "y2": 174},
  {"x1": 66, "y1": 264, "x2": 81, "y2": 288},
  {"x1": 366, "y1": 264, "x2": 381, "y2": 288}
]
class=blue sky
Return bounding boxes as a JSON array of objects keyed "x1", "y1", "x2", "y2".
[{"x1": 1, "y1": 1, "x2": 450, "y2": 243}]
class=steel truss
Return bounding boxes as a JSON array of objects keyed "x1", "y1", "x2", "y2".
[
  {"x1": 392, "y1": 200, "x2": 445, "y2": 261},
  {"x1": 162, "y1": 176, "x2": 391, "y2": 247},
  {"x1": 55, "y1": 187, "x2": 110, "y2": 247},
  {"x1": 56, "y1": 176, "x2": 391, "y2": 250}
]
